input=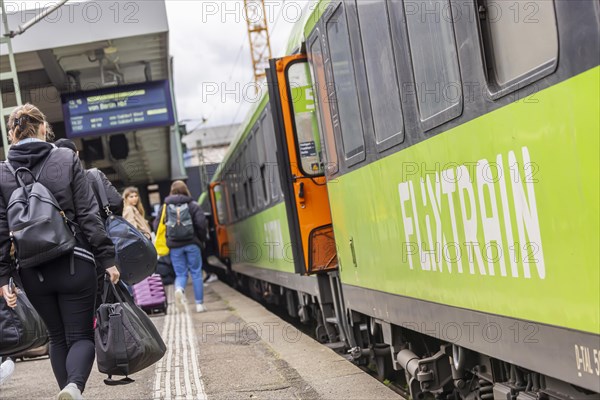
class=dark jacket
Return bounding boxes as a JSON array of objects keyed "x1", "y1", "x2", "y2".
[
  {"x1": 0, "y1": 142, "x2": 116, "y2": 286},
  {"x1": 154, "y1": 195, "x2": 208, "y2": 250},
  {"x1": 86, "y1": 168, "x2": 123, "y2": 219}
]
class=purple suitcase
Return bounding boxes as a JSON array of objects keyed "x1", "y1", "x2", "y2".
[{"x1": 133, "y1": 274, "x2": 168, "y2": 315}]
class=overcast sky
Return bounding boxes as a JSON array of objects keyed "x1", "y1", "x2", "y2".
[
  {"x1": 165, "y1": 1, "x2": 301, "y2": 131},
  {"x1": 16, "y1": 0, "x2": 304, "y2": 130}
]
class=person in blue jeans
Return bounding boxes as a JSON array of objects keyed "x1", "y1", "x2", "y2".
[{"x1": 155, "y1": 181, "x2": 208, "y2": 313}]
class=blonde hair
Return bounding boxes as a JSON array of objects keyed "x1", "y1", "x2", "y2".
[
  {"x1": 7, "y1": 103, "x2": 46, "y2": 144},
  {"x1": 170, "y1": 180, "x2": 191, "y2": 197},
  {"x1": 123, "y1": 186, "x2": 146, "y2": 218},
  {"x1": 45, "y1": 121, "x2": 55, "y2": 141}
]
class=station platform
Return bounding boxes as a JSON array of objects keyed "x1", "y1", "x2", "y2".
[{"x1": 0, "y1": 281, "x2": 401, "y2": 400}]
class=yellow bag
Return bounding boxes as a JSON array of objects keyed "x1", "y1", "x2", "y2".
[{"x1": 155, "y1": 205, "x2": 169, "y2": 257}]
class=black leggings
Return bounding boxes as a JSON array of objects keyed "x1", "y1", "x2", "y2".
[{"x1": 19, "y1": 254, "x2": 97, "y2": 392}]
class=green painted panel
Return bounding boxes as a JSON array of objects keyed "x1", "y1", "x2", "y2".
[
  {"x1": 328, "y1": 67, "x2": 600, "y2": 334},
  {"x1": 228, "y1": 202, "x2": 295, "y2": 273}
]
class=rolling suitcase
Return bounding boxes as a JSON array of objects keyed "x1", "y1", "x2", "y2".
[{"x1": 132, "y1": 274, "x2": 168, "y2": 315}]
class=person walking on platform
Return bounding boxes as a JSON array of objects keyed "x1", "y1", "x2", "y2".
[
  {"x1": 155, "y1": 181, "x2": 208, "y2": 313},
  {"x1": 122, "y1": 187, "x2": 152, "y2": 240},
  {"x1": 55, "y1": 138, "x2": 123, "y2": 308},
  {"x1": 0, "y1": 104, "x2": 120, "y2": 400}
]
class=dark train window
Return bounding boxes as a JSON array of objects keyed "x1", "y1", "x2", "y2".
[
  {"x1": 404, "y1": 0, "x2": 462, "y2": 130},
  {"x1": 261, "y1": 109, "x2": 282, "y2": 201},
  {"x1": 247, "y1": 132, "x2": 258, "y2": 212},
  {"x1": 255, "y1": 121, "x2": 269, "y2": 207},
  {"x1": 477, "y1": 0, "x2": 558, "y2": 98},
  {"x1": 326, "y1": 3, "x2": 365, "y2": 164},
  {"x1": 356, "y1": 0, "x2": 404, "y2": 149},
  {"x1": 232, "y1": 193, "x2": 239, "y2": 220},
  {"x1": 243, "y1": 181, "x2": 250, "y2": 215}
]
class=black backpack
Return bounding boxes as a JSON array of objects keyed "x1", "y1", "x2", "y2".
[
  {"x1": 89, "y1": 169, "x2": 157, "y2": 285},
  {"x1": 165, "y1": 203, "x2": 194, "y2": 241},
  {"x1": 4, "y1": 148, "x2": 77, "y2": 269}
]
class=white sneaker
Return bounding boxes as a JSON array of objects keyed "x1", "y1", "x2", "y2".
[
  {"x1": 57, "y1": 383, "x2": 83, "y2": 400},
  {"x1": 196, "y1": 304, "x2": 206, "y2": 313},
  {"x1": 0, "y1": 358, "x2": 15, "y2": 386},
  {"x1": 174, "y1": 288, "x2": 187, "y2": 312},
  {"x1": 205, "y1": 274, "x2": 219, "y2": 284}
]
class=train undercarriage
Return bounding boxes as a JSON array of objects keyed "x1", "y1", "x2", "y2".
[{"x1": 208, "y1": 259, "x2": 599, "y2": 400}]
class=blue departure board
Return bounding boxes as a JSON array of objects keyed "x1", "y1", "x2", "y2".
[{"x1": 62, "y1": 80, "x2": 175, "y2": 138}]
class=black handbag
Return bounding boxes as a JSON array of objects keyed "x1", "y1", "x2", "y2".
[
  {"x1": 95, "y1": 281, "x2": 166, "y2": 385},
  {"x1": 89, "y1": 169, "x2": 157, "y2": 285},
  {"x1": 0, "y1": 280, "x2": 49, "y2": 357}
]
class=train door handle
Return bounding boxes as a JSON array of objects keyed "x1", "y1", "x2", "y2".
[
  {"x1": 298, "y1": 182, "x2": 306, "y2": 208},
  {"x1": 350, "y1": 237, "x2": 358, "y2": 268}
]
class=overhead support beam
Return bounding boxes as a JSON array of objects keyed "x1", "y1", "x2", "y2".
[
  {"x1": 37, "y1": 49, "x2": 69, "y2": 92},
  {"x1": 5, "y1": 0, "x2": 69, "y2": 37}
]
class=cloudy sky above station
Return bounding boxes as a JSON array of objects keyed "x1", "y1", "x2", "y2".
[{"x1": 15, "y1": 0, "x2": 303, "y2": 131}]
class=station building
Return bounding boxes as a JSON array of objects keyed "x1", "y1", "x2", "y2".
[{"x1": 0, "y1": 0, "x2": 186, "y2": 212}]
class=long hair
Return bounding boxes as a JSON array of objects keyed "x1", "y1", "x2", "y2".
[
  {"x1": 8, "y1": 103, "x2": 46, "y2": 144},
  {"x1": 123, "y1": 186, "x2": 146, "y2": 218},
  {"x1": 170, "y1": 180, "x2": 191, "y2": 197}
]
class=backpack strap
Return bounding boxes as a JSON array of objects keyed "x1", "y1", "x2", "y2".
[
  {"x1": 34, "y1": 146, "x2": 58, "y2": 181},
  {"x1": 88, "y1": 168, "x2": 112, "y2": 216}
]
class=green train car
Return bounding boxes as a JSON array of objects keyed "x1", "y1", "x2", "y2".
[{"x1": 205, "y1": 1, "x2": 599, "y2": 399}]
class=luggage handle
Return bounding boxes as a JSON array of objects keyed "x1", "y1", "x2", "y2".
[{"x1": 101, "y1": 278, "x2": 129, "y2": 307}]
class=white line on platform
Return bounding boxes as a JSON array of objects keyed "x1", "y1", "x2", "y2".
[
  {"x1": 154, "y1": 299, "x2": 171, "y2": 399},
  {"x1": 153, "y1": 286, "x2": 206, "y2": 400},
  {"x1": 185, "y1": 305, "x2": 206, "y2": 399},
  {"x1": 175, "y1": 310, "x2": 182, "y2": 399},
  {"x1": 181, "y1": 300, "x2": 194, "y2": 399}
]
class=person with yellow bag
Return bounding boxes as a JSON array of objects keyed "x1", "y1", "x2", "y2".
[{"x1": 153, "y1": 181, "x2": 208, "y2": 313}]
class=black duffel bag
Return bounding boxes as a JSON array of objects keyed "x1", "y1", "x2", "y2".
[
  {"x1": 89, "y1": 169, "x2": 157, "y2": 285},
  {"x1": 156, "y1": 255, "x2": 175, "y2": 286},
  {"x1": 95, "y1": 281, "x2": 166, "y2": 385},
  {"x1": 0, "y1": 280, "x2": 49, "y2": 357}
]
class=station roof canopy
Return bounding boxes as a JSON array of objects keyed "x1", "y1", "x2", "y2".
[{"x1": 0, "y1": 0, "x2": 180, "y2": 186}]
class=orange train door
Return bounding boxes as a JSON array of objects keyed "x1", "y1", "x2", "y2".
[
  {"x1": 267, "y1": 54, "x2": 337, "y2": 275},
  {"x1": 208, "y1": 182, "x2": 230, "y2": 262}
]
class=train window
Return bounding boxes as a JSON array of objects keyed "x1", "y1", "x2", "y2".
[
  {"x1": 356, "y1": 0, "x2": 404, "y2": 148},
  {"x1": 404, "y1": 0, "x2": 462, "y2": 130},
  {"x1": 232, "y1": 193, "x2": 239, "y2": 220},
  {"x1": 286, "y1": 61, "x2": 324, "y2": 176},
  {"x1": 326, "y1": 3, "x2": 366, "y2": 163},
  {"x1": 247, "y1": 132, "x2": 258, "y2": 212},
  {"x1": 243, "y1": 181, "x2": 250, "y2": 216},
  {"x1": 255, "y1": 119, "x2": 269, "y2": 207},
  {"x1": 213, "y1": 184, "x2": 228, "y2": 225},
  {"x1": 261, "y1": 106, "x2": 282, "y2": 201},
  {"x1": 477, "y1": 0, "x2": 558, "y2": 97},
  {"x1": 308, "y1": 31, "x2": 339, "y2": 176}
]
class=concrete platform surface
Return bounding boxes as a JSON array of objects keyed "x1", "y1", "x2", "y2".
[{"x1": 0, "y1": 281, "x2": 402, "y2": 400}]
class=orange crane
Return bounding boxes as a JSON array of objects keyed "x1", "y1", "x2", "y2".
[{"x1": 243, "y1": 0, "x2": 272, "y2": 91}]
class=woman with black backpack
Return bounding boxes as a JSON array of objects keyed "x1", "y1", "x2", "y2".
[{"x1": 0, "y1": 104, "x2": 120, "y2": 400}]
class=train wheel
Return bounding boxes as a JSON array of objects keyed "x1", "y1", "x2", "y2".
[{"x1": 373, "y1": 344, "x2": 398, "y2": 382}]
